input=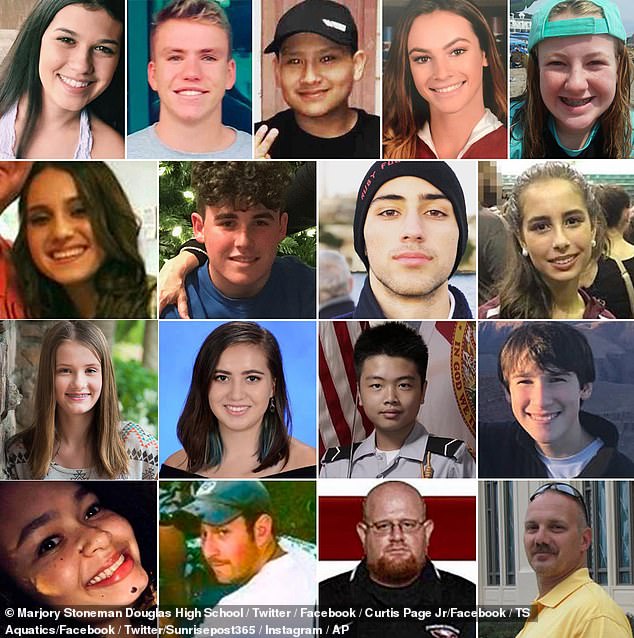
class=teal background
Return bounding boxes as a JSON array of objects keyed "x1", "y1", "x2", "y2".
[{"x1": 127, "y1": 0, "x2": 252, "y2": 135}]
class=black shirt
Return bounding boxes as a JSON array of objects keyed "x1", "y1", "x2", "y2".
[{"x1": 255, "y1": 108, "x2": 380, "y2": 159}]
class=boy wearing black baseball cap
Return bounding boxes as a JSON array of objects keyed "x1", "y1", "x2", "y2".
[{"x1": 255, "y1": 0, "x2": 380, "y2": 159}]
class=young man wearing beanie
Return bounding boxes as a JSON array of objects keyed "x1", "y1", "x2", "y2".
[
  {"x1": 255, "y1": 0, "x2": 380, "y2": 159},
  {"x1": 340, "y1": 160, "x2": 473, "y2": 319}
]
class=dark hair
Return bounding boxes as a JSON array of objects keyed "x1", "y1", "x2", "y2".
[
  {"x1": 14, "y1": 162, "x2": 153, "y2": 318},
  {"x1": 595, "y1": 184, "x2": 631, "y2": 229},
  {"x1": 383, "y1": 0, "x2": 507, "y2": 158},
  {"x1": 496, "y1": 161, "x2": 604, "y2": 318},
  {"x1": 191, "y1": 161, "x2": 295, "y2": 219},
  {"x1": 353, "y1": 322, "x2": 429, "y2": 383},
  {"x1": 177, "y1": 322, "x2": 292, "y2": 474},
  {"x1": 0, "y1": 0, "x2": 125, "y2": 157},
  {"x1": 0, "y1": 481, "x2": 156, "y2": 632},
  {"x1": 497, "y1": 322, "x2": 595, "y2": 390}
]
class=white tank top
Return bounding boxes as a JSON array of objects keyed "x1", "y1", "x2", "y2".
[{"x1": 0, "y1": 101, "x2": 93, "y2": 159}]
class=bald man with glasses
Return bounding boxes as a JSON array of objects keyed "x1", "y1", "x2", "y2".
[{"x1": 318, "y1": 481, "x2": 475, "y2": 638}]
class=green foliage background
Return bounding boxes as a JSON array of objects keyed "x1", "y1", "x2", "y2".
[{"x1": 158, "y1": 162, "x2": 316, "y2": 268}]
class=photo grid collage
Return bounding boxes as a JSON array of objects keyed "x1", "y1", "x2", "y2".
[{"x1": 1, "y1": 0, "x2": 634, "y2": 637}]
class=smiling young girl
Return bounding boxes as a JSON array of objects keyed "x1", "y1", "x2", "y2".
[
  {"x1": 160, "y1": 321, "x2": 315, "y2": 478},
  {"x1": 13, "y1": 161, "x2": 155, "y2": 319},
  {"x1": 383, "y1": 0, "x2": 507, "y2": 159},
  {"x1": 0, "y1": 481, "x2": 155, "y2": 630},
  {"x1": 4, "y1": 321, "x2": 158, "y2": 480},
  {"x1": 510, "y1": 0, "x2": 633, "y2": 158},
  {"x1": 0, "y1": 0, "x2": 124, "y2": 159},
  {"x1": 479, "y1": 162, "x2": 614, "y2": 319}
]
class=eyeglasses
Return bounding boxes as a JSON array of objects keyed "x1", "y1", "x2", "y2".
[
  {"x1": 529, "y1": 483, "x2": 589, "y2": 523},
  {"x1": 362, "y1": 519, "x2": 427, "y2": 536}
]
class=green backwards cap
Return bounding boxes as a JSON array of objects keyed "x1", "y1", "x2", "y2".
[{"x1": 528, "y1": 0, "x2": 626, "y2": 51}]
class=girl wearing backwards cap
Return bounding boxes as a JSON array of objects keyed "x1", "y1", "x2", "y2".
[{"x1": 510, "y1": 0, "x2": 633, "y2": 159}]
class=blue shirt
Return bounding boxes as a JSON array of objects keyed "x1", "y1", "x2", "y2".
[{"x1": 161, "y1": 257, "x2": 316, "y2": 319}]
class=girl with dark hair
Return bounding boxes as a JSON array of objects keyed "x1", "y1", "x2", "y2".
[
  {"x1": 5, "y1": 321, "x2": 158, "y2": 480},
  {"x1": 160, "y1": 321, "x2": 316, "y2": 478},
  {"x1": 510, "y1": 0, "x2": 633, "y2": 158},
  {"x1": 585, "y1": 185, "x2": 634, "y2": 317},
  {"x1": 0, "y1": 481, "x2": 156, "y2": 633},
  {"x1": 0, "y1": 0, "x2": 124, "y2": 159},
  {"x1": 383, "y1": 0, "x2": 507, "y2": 159},
  {"x1": 13, "y1": 161, "x2": 156, "y2": 318},
  {"x1": 479, "y1": 161, "x2": 614, "y2": 319}
]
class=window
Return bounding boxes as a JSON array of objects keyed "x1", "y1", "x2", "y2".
[
  {"x1": 616, "y1": 482, "x2": 633, "y2": 585},
  {"x1": 485, "y1": 481, "x2": 500, "y2": 586}
]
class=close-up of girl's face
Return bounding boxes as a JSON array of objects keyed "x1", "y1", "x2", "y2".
[
  {"x1": 54, "y1": 339, "x2": 103, "y2": 420},
  {"x1": 208, "y1": 343, "x2": 275, "y2": 434},
  {"x1": 537, "y1": 32, "x2": 618, "y2": 144},
  {"x1": 519, "y1": 177, "x2": 594, "y2": 288},
  {"x1": 38, "y1": 4, "x2": 122, "y2": 114},
  {"x1": 0, "y1": 483, "x2": 147, "y2": 608},
  {"x1": 25, "y1": 167, "x2": 106, "y2": 288},
  {"x1": 407, "y1": 10, "x2": 487, "y2": 118}
]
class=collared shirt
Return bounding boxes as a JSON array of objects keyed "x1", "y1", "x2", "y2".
[
  {"x1": 320, "y1": 421, "x2": 475, "y2": 478},
  {"x1": 516, "y1": 568, "x2": 632, "y2": 638},
  {"x1": 417, "y1": 108, "x2": 505, "y2": 159}
]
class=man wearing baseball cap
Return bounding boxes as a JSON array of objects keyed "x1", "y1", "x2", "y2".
[
  {"x1": 178, "y1": 481, "x2": 316, "y2": 606},
  {"x1": 255, "y1": 0, "x2": 380, "y2": 159},
  {"x1": 338, "y1": 160, "x2": 473, "y2": 319}
]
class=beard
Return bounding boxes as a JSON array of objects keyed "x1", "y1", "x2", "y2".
[{"x1": 367, "y1": 548, "x2": 425, "y2": 586}]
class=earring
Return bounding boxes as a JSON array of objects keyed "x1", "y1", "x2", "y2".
[
  {"x1": 521, "y1": 247, "x2": 528, "y2": 257},
  {"x1": 591, "y1": 239, "x2": 597, "y2": 248},
  {"x1": 269, "y1": 397, "x2": 275, "y2": 413}
]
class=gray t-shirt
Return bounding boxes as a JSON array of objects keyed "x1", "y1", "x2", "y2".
[{"x1": 126, "y1": 124, "x2": 252, "y2": 159}]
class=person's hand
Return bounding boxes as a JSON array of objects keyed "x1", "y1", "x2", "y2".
[
  {"x1": 158, "y1": 251, "x2": 199, "y2": 318},
  {"x1": 254, "y1": 125, "x2": 279, "y2": 159},
  {"x1": 0, "y1": 162, "x2": 33, "y2": 211}
]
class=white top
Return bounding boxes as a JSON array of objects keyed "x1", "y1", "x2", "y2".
[
  {"x1": 0, "y1": 102, "x2": 93, "y2": 159},
  {"x1": 537, "y1": 437, "x2": 605, "y2": 479},
  {"x1": 4, "y1": 421, "x2": 158, "y2": 480},
  {"x1": 417, "y1": 108, "x2": 503, "y2": 159},
  {"x1": 214, "y1": 539, "x2": 316, "y2": 607}
]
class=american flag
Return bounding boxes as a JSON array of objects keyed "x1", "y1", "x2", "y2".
[{"x1": 318, "y1": 321, "x2": 476, "y2": 458}]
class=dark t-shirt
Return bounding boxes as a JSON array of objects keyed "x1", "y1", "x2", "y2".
[{"x1": 255, "y1": 108, "x2": 380, "y2": 159}]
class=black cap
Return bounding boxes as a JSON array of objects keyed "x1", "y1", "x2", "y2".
[
  {"x1": 353, "y1": 161, "x2": 468, "y2": 278},
  {"x1": 264, "y1": 0, "x2": 358, "y2": 55}
]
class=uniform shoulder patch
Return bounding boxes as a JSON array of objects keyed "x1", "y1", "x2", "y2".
[
  {"x1": 321, "y1": 442, "x2": 362, "y2": 463},
  {"x1": 425, "y1": 436, "x2": 463, "y2": 459}
]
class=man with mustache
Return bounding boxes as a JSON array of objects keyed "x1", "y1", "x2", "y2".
[
  {"x1": 337, "y1": 160, "x2": 473, "y2": 319},
  {"x1": 517, "y1": 483, "x2": 632, "y2": 638},
  {"x1": 320, "y1": 322, "x2": 474, "y2": 478},
  {"x1": 319, "y1": 481, "x2": 475, "y2": 638},
  {"x1": 0, "y1": 161, "x2": 31, "y2": 317}
]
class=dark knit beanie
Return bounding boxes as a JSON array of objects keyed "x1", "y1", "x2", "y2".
[{"x1": 353, "y1": 161, "x2": 468, "y2": 277}]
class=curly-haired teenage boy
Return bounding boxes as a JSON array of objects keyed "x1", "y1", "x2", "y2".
[{"x1": 160, "y1": 162, "x2": 315, "y2": 318}]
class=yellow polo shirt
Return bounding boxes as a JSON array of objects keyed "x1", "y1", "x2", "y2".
[{"x1": 516, "y1": 568, "x2": 632, "y2": 638}]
